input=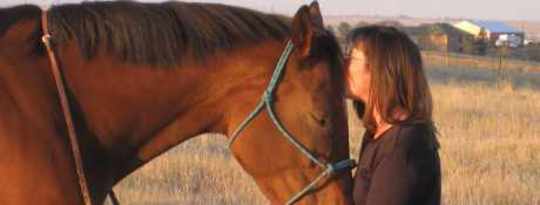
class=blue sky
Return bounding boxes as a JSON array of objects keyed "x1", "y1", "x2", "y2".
[{"x1": 4, "y1": 0, "x2": 540, "y2": 21}]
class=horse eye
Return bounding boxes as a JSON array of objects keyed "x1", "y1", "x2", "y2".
[{"x1": 310, "y1": 112, "x2": 328, "y2": 127}]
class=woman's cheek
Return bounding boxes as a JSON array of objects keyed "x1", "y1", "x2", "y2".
[
  {"x1": 349, "y1": 77, "x2": 364, "y2": 100},
  {"x1": 360, "y1": 75, "x2": 371, "y2": 101},
  {"x1": 346, "y1": 73, "x2": 357, "y2": 98},
  {"x1": 345, "y1": 66, "x2": 356, "y2": 97}
]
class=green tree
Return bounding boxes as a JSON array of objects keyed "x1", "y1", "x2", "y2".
[{"x1": 474, "y1": 28, "x2": 488, "y2": 55}]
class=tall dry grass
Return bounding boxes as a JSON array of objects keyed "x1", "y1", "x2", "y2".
[{"x1": 107, "y1": 55, "x2": 540, "y2": 205}]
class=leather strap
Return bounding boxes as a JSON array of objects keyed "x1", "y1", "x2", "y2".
[{"x1": 41, "y1": 10, "x2": 94, "y2": 205}]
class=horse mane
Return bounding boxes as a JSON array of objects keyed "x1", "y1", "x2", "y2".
[
  {"x1": 2, "y1": 1, "x2": 292, "y2": 67},
  {"x1": 49, "y1": 1, "x2": 291, "y2": 67}
]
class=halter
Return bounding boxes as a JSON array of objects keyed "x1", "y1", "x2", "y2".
[
  {"x1": 228, "y1": 41, "x2": 356, "y2": 204},
  {"x1": 41, "y1": 9, "x2": 355, "y2": 205}
]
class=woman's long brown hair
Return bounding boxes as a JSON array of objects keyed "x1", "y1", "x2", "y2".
[{"x1": 347, "y1": 26, "x2": 438, "y2": 146}]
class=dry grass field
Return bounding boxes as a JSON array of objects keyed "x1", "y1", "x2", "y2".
[{"x1": 107, "y1": 54, "x2": 540, "y2": 205}]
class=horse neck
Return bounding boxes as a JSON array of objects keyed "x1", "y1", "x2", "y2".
[{"x1": 57, "y1": 40, "x2": 286, "y2": 181}]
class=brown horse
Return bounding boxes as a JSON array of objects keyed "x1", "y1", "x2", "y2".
[{"x1": 0, "y1": 1, "x2": 353, "y2": 204}]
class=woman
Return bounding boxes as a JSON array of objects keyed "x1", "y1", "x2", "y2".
[{"x1": 345, "y1": 26, "x2": 441, "y2": 205}]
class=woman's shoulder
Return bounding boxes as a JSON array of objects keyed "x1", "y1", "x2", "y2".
[{"x1": 393, "y1": 122, "x2": 439, "y2": 153}]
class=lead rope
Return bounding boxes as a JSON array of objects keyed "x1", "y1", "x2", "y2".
[
  {"x1": 228, "y1": 41, "x2": 355, "y2": 205},
  {"x1": 41, "y1": 10, "x2": 94, "y2": 205}
]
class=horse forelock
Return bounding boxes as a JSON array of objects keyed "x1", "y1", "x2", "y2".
[{"x1": 0, "y1": 2, "x2": 344, "y2": 73}]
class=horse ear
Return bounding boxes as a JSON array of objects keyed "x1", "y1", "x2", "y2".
[
  {"x1": 309, "y1": 1, "x2": 324, "y2": 28},
  {"x1": 291, "y1": 2, "x2": 325, "y2": 59},
  {"x1": 291, "y1": 5, "x2": 313, "y2": 58}
]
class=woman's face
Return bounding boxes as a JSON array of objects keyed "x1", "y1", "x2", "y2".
[{"x1": 346, "y1": 46, "x2": 371, "y2": 103}]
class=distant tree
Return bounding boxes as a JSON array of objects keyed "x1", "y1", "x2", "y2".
[
  {"x1": 478, "y1": 28, "x2": 488, "y2": 41},
  {"x1": 326, "y1": 25, "x2": 336, "y2": 35},
  {"x1": 337, "y1": 22, "x2": 352, "y2": 39},
  {"x1": 413, "y1": 24, "x2": 447, "y2": 51},
  {"x1": 428, "y1": 24, "x2": 445, "y2": 34},
  {"x1": 355, "y1": 21, "x2": 370, "y2": 28},
  {"x1": 377, "y1": 20, "x2": 403, "y2": 28}
]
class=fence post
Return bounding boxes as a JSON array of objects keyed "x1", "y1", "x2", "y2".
[{"x1": 445, "y1": 52, "x2": 449, "y2": 67}]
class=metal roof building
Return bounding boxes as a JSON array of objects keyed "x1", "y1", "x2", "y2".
[
  {"x1": 473, "y1": 21, "x2": 522, "y2": 33},
  {"x1": 453, "y1": 20, "x2": 524, "y2": 37},
  {"x1": 453, "y1": 20, "x2": 525, "y2": 47}
]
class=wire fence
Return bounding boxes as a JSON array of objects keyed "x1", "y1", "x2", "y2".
[{"x1": 422, "y1": 51, "x2": 540, "y2": 72}]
